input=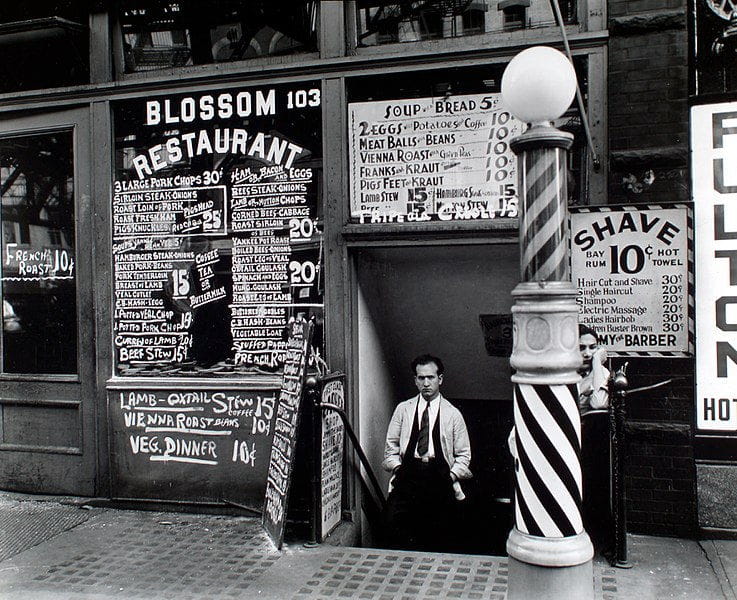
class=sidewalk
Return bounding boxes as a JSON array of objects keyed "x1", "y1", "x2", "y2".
[{"x1": 0, "y1": 493, "x2": 735, "y2": 599}]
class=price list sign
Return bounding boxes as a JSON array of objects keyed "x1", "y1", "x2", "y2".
[
  {"x1": 108, "y1": 386, "x2": 278, "y2": 505},
  {"x1": 348, "y1": 93, "x2": 522, "y2": 224},
  {"x1": 571, "y1": 205, "x2": 693, "y2": 356},
  {"x1": 320, "y1": 376, "x2": 345, "y2": 540},
  {"x1": 112, "y1": 83, "x2": 323, "y2": 376}
]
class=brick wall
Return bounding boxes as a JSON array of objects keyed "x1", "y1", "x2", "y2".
[
  {"x1": 605, "y1": 0, "x2": 696, "y2": 537},
  {"x1": 616, "y1": 357, "x2": 697, "y2": 537},
  {"x1": 607, "y1": 0, "x2": 688, "y2": 206}
]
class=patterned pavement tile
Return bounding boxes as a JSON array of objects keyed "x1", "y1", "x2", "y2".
[
  {"x1": 2, "y1": 509, "x2": 279, "y2": 600},
  {"x1": 0, "y1": 500, "x2": 92, "y2": 562},
  {"x1": 294, "y1": 548, "x2": 508, "y2": 600}
]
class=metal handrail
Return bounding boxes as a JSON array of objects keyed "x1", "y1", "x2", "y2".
[{"x1": 318, "y1": 401, "x2": 387, "y2": 512}]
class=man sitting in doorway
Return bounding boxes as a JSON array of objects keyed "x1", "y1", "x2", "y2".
[{"x1": 382, "y1": 354, "x2": 472, "y2": 551}]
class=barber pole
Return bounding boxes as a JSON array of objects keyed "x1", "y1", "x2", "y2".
[
  {"x1": 506, "y1": 125, "x2": 593, "y2": 598},
  {"x1": 512, "y1": 382, "x2": 582, "y2": 538},
  {"x1": 518, "y1": 144, "x2": 570, "y2": 282},
  {"x1": 501, "y1": 44, "x2": 593, "y2": 599}
]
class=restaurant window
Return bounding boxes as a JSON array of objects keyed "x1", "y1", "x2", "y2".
[
  {"x1": 355, "y1": 0, "x2": 577, "y2": 47},
  {"x1": 118, "y1": 1, "x2": 318, "y2": 74},
  {"x1": 0, "y1": 3, "x2": 89, "y2": 93},
  {"x1": 346, "y1": 62, "x2": 590, "y2": 226},
  {"x1": 111, "y1": 83, "x2": 323, "y2": 377},
  {"x1": 0, "y1": 131, "x2": 78, "y2": 374}
]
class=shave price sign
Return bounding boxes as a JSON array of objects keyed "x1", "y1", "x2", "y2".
[{"x1": 570, "y1": 204, "x2": 692, "y2": 356}]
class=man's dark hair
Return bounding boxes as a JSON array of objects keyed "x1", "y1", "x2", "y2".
[
  {"x1": 578, "y1": 323, "x2": 599, "y2": 341},
  {"x1": 412, "y1": 354, "x2": 444, "y2": 375}
]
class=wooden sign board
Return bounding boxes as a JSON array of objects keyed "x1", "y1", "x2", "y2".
[
  {"x1": 319, "y1": 374, "x2": 345, "y2": 541},
  {"x1": 348, "y1": 93, "x2": 522, "y2": 224},
  {"x1": 262, "y1": 317, "x2": 314, "y2": 548},
  {"x1": 108, "y1": 383, "x2": 278, "y2": 507}
]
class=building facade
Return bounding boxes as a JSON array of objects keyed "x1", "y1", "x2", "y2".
[{"x1": 0, "y1": 0, "x2": 721, "y2": 548}]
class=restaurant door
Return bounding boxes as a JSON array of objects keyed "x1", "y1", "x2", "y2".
[{"x1": 0, "y1": 108, "x2": 97, "y2": 495}]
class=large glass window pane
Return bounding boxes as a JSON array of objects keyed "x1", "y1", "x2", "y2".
[
  {"x1": 0, "y1": 132, "x2": 77, "y2": 374},
  {"x1": 112, "y1": 83, "x2": 323, "y2": 377},
  {"x1": 346, "y1": 63, "x2": 589, "y2": 224},
  {"x1": 356, "y1": 0, "x2": 577, "y2": 47},
  {"x1": 119, "y1": 1, "x2": 318, "y2": 73}
]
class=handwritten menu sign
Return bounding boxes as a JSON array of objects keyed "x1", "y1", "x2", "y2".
[
  {"x1": 262, "y1": 318, "x2": 313, "y2": 549},
  {"x1": 348, "y1": 93, "x2": 522, "y2": 224},
  {"x1": 108, "y1": 384, "x2": 278, "y2": 506},
  {"x1": 2, "y1": 245, "x2": 75, "y2": 282},
  {"x1": 571, "y1": 205, "x2": 693, "y2": 356},
  {"x1": 112, "y1": 82, "x2": 323, "y2": 376},
  {"x1": 320, "y1": 375, "x2": 345, "y2": 540},
  {"x1": 479, "y1": 314, "x2": 514, "y2": 357}
]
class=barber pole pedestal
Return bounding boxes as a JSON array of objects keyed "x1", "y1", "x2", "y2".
[{"x1": 506, "y1": 125, "x2": 594, "y2": 600}]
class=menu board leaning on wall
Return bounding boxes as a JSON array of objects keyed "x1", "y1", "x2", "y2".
[
  {"x1": 348, "y1": 93, "x2": 523, "y2": 224},
  {"x1": 112, "y1": 83, "x2": 323, "y2": 376}
]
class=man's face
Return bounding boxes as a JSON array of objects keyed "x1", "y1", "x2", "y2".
[
  {"x1": 415, "y1": 362, "x2": 443, "y2": 400},
  {"x1": 579, "y1": 333, "x2": 598, "y2": 368}
]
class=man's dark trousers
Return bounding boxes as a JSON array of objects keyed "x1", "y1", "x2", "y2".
[{"x1": 384, "y1": 407, "x2": 458, "y2": 551}]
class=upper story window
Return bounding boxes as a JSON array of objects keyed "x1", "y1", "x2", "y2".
[
  {"x1": 0, "y1": 3, "x2": 88, "y2": 93},
  {"x1": 693, "y1": 0, "x2": 737, "y2": 94},
  {"x1": 355, "y1": 0, "x2": 577, "y2": 47},
  {"x1": 498, "y1": 0, "x2": 529, "y2": 30},
  {"x1": 118, "y1": 1, "x2": 318, "y2": 74}
]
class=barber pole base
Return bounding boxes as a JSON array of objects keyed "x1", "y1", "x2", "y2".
[
  {"x1": 506, "y1": 282, "x2": 594, "y2": 599},
  {"x1": 508, "y1": 550, "x2": 593, "y2": 600}
]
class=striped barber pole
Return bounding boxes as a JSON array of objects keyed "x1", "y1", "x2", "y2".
[
  {"x1": 508, "y1": 125, "x2": 588, "y2": 553},
  {"x1": 512, "y1": 382, "x2": 583, "y2": 538},
  {"x1": 519, "y1": 146, "x2": 570, "y2": 283}
]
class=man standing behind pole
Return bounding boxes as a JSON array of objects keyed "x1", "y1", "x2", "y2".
[{"x1": 382, "y1": 354, "x2": 472, "y2": 551}]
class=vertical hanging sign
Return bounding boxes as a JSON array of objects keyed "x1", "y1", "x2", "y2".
[
  {"x1": 319, "y1": 374, "x2": 345, "y2": 540},
  {"x1": 692, "y1": 103, "x2": 737, "y2": 432},
  {"x1": 262, "y1": 317, "x2": 314, "y2": 548}
]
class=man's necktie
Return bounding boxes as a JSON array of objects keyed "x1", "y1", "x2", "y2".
[{"x1": 417, "y1": 401, "x2": 429, "y2": 456}]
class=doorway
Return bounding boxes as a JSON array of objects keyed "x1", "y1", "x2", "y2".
[
  {"x1": 355, "y1": 242, "x2": 518, "y2": 554},
  {"x1": 0, "y1": 109, "x2": 97, "y2": 495}
]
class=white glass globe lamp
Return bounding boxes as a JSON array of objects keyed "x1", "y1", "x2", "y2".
[{"x1": 501, "y1": 46, "x2": 577, "y2": 127}]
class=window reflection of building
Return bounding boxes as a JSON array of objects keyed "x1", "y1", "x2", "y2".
[
  {"x1": 0, "y1": 133, "x2": 77, "y2": 374},
  {"x1": 694, "y1": 0, "x2": 737, "y2": 94},
  {"x1": 0, "y1": 4, "x2": 88, "y2": 92},
  {"x1": 118, "y1": 0, "x2": 319, "y2": 73},
  {"x1": 356, "y1": 0, "x2": 577, "y2": 46}
]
